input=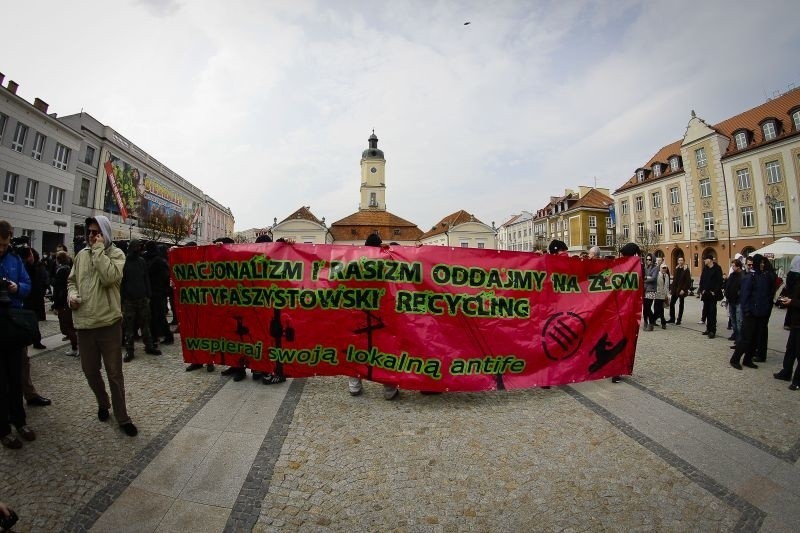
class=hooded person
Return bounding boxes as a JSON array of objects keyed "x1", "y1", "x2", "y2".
[
  {"x1": 347, "y1": 234, "x2": 399, "y2": 400},
  {"x1": 120, "y1": 239, "x2": 161, "y2": 361},
  {"x1": 67, "y1": 215, "x2": 138, "y2": 437}
]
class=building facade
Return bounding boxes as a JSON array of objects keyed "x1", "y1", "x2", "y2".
[
  {"x1": 0, "y1": 74, "x2": 82, "y2": 251},
  {"x1": 531, "y1": 187, "x2": 614, "y2": 253},
  {"x1": 418, "y1": 210, "x2": 497, "y2": 248},
  {"x1": 271, "y1": 207, "x2": 333, "y2": 244},
  {"x1": 497, "y1": 211, "x2": 533, "y2": 251},
  {"x1": 614, "y1": 89, "x2": 800, "y2": 277}
]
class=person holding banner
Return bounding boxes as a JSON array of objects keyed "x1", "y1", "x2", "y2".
[
  {"x1": 68, "y1": 216, "x2": 138, "y2": 437},
  {"x1": 348, "y1": 234, "x2": 399, "y2": 400}
]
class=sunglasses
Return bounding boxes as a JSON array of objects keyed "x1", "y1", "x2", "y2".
[{"x1": 88, "y1": 229, "x2": 101, "y2": 236}]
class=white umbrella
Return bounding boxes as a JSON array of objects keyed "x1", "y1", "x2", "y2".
[{"x1": 752, "y1": 237, "x2": 800, "y2": 258}]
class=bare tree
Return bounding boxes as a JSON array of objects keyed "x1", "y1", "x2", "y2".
[
  {"x1": 233, "y1": 232, "x2": 249, "y2": 243},
  {"x1": 136, "y1": 208, "x2": 167, "y2": 243},
  {"x1": 164, "y1": 212, "x2": 192, "y2": 246},
  {"x1": 635, "y1": 227, "x2": 662, "y2": 259},
  {"x1": 613, "y1": 233, "x2": 630, "y2": 257}
]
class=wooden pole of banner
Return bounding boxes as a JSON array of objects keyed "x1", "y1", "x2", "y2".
[{"x1": 354, "y1": 311, "x2": 385, "y2": 380}]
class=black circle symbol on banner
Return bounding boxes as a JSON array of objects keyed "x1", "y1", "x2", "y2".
[{"x1": 542, "y1": 312, "x2": 586, "y2": 361}]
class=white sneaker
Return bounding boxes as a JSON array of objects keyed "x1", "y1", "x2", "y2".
[
  {"x1": 383, "y1": 385, "x2": 399, "y2": 401},
  {"x1": 348, "y1": 377, "x2": 363, "y2": 396},
  {"x1": 64, "y1": 348, "x2": 78, "y2": 357}
]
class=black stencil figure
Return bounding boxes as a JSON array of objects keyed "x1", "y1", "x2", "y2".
[
  {"x1": 233, "y1": 315, "x2": 254, "y2": 342},
  {"x1": 269, "y1": 309, "x2": 294, "y2": 378},
  {"x1": 353, "y1": 310, "x2": 384, "y2": 380},
  {"x1": 588, "y1": 333, "x2": 628, "y2": 373}
]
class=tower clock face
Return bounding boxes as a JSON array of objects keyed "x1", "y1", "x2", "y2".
[{"x1": 370, "y1": 167, "x2": 377, "y2": 173}]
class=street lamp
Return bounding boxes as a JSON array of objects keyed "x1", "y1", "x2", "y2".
[
  {"x1": 53, "y1": 220, "x2": 67, "y2": 246},
  {"x1": 764, "y1": 194, "x2": 778, "y2": 243}
]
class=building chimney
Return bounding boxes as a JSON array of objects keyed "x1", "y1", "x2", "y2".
[
  {"x1": 33, "y1": 98, "x2": 49, "y2": 113},
  {"x1": 7, "y1": 80, "x2": 18, "y2": 94},
  {"x1": 0, "y1": 73, "x2": 5, "y2": 86}
]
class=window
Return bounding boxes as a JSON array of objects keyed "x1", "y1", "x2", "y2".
[
  {"x1": 736, "y1": 168, "x2": 751, "y2": 190},
  {"x1": 605, "y1": 233, "x2": 613, "y2": 246},
  {"x1": 669, "y1": 186, "x2": 680, "y2": 205},
  {"x1": 637, "y1": 222, "x2": 644, "y2": 237},
  {"x1": 24, "y1": 179, "x2": 38, "y2": 208},
  {"x1": 695, "y1": 147, "x2": 707, "y2": 168},
  {"x1": 636, "y1": 170, "x2": 645, "y2": 182},
  {"x1": 47, "y1": 185, "x2": 64, "y2": 213},
  {"x1": 369, "y1": 192, "x2": 377, "y2": 207},
  {"x1": 477, "y1": 242, "x2": 485, "y2": 249},
  {"x1": 588, "y1": 216, "x2": 597, "y2": 228},
  {"x1": 21, "y1": 229, "x2": 34, "y2": 247},
  {"x1": 793, "y1": 110, "x2": 800, "y2": 131},
  {"x1": 589, "y1": 234, "x2": 597, "y2": 246},
  {"x1": 670, "y1": 156, "x2": 680, "y2": 171},
  {"x1": 460, "y1": 242, "x2": 469, "y2": 248},
  {"x1": 0, "y1": 113, "x2": 8, "y2": 142},
  {"x1": 672, "y1": 216, "x2": 682, "y2": 234},
  {"x1": 765, "y1": 160, "x2": 782, "y2": 184},
  {"x1": 699, "y1": 178, "x2": 711, "y2": 198},
  {"x1": 621, "y1": 200, "x2": 629, "y2": 214},
  {"x1": 605, "y1": 216, "x2": 612, "y2": 227},
  {"x1": 84, "y1": 145, "x2": 96, "y2": 165},
  {"x1": 771, "y1": 201, "x2": 786, "y2": 225},
  {"x1": 651, "y1": 191, "x2": 661, "y2": 208},
  {"x1": 12, "y1": 122, "x2": 28, "y2": 152},
  {"x1": 31, "y1": 132, "x2": 46, "y2": 160},
  {"x1": 53, "y1": 143, "x2": 71, "y2": 171},
  {"x1": 653, "y1": 164, "x2": 661, "y2": 177},
  {"x1": 734, "y1": 131, "x2": 747, "y2": 150},
  {"x1": 653, "y1": 219, "x2": 663, "y2": 235},
  {"x1": 703, "y1": 212, "x2": 715, "y2": 233},
  {"x1": 740, "y1": 206, "x2": 754, "y2": 228},
  {"x1": 3, "y1": 172, "x2": 19, "y2": 203},
  {"x1": 762, "y1": 121, "x2": 776, "y2": 141},
  {"x1": 635, "y1": 196, "x2": 643, "y2": 211},
  {"x1": 623, "y1": 225, "x2": 630, "y2": 239},
  {"x1": 79, "y1": 178, "x2": 90, "y2": 207}
]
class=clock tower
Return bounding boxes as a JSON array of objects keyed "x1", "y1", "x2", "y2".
[{"x1": 359, "y1": 130, "x2": 386, "y2": 211}]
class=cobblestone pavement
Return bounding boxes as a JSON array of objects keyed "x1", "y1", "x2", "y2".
[{"x1": 1, "y1": 298, "x2": 798, "y2": 532}]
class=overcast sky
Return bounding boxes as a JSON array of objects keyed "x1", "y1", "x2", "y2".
[{"x1": 3, "y1": 0, "x2": 799, "y2": 232}]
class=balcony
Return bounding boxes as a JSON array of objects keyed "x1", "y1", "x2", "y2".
[{"x1": 698, "y1": 230, "x2": 717, "y2": 242}]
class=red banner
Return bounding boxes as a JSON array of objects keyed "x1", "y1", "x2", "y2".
[
  {"x1": 104, "y1": 160, "x2": 128, "y2": 220},
  {"x1": 169, "y1": 243, "x2": 642, "y2": 391}
]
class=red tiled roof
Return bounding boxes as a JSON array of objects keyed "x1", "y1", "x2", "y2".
[
  {"x1": 280, "y1": 206, "x2": 324, "y2": 225},
  {"x1": 329, "y1": 210, "x2": 422, "y2": 242},
  {"x1": 615, "y1": 88, "x2": 800, "y2": 194},
  {"x1": 566, "y1": 188, "x2": 613, "y2": 211},
  {"x1": 419, "y1": 210, "x2": 488, "y2": 239}
]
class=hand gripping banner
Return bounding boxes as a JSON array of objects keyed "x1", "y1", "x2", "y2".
[{"x1": 169, "y1": 243, "x2": 642, "y2": 392}]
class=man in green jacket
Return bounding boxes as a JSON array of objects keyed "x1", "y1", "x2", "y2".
[{"x1": 67, "y1": 216, "x2": 137, "y2": 437}]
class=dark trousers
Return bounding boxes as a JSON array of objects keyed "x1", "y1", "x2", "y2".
[
  {"x1": 0, "y1": 344, "x2": 27, "y2": 437},
  {"x1": 702, "y1": 298, "x2": 717, "y2": 334},
  {"x1": 731, "y1": 316, "x2": 768, "y2": 365},
  {"x1": 654, "y1": 299, "x2": 666, "y2": 326},
  {"x1": 643, "y1": 298, "x2": 654, "y2": 325},
  {"x1": 57, "y1": 307, "x2": 78, "y2": 350},
  {"x1": 123, "y1": 297, "x2": 154, "y2": 351},
  {"x1": 782, "y1": 328, "x2": 800, "y2": 384},
  {"x1": 149, "y1": 293, "x2": 172, "y2": 341},
  {"x1": 754, "y1": 315, "x2": 770, "y2": 360},
  {"x1": 669, "y1": 295, "x2": 685, "y2": 322}
]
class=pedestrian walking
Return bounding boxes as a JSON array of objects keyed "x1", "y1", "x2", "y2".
[
  {"x1": 668, "y1": 256, "x2": 691, "y2": 325},
  {"x1": 699, "y1": 255, "x2": 723, "y2": 339}
]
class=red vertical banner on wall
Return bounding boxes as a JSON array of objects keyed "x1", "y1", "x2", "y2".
[
  {"x1": 170, "y1": 243, "x2": 643, "y2": 392},
  {"x1": 104, "y1": 160, "x2": 128, "y2": 220}
]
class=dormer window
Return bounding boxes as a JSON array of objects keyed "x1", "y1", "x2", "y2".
[
  {"x1": 695, "y1": 148, "x2": 707, "y2": 168},
  {"x1": 791, "y1": 109, "x2": 800, "y2": 131},
  {"x1": 669, "y1": 156, "x2": 681, "y2": 171},
  {"x1": 762, "y1": 120, "x2": 777, "y2": 141},
  {"x1": 734, "y1": 131, "x2": 748, "y2": 150},
  {"x1": 636, "y1": 169, "x2": 645, "y2": 182},
  {"x1": 652, "y1": 164, "x2": 661, "y2": 178}
]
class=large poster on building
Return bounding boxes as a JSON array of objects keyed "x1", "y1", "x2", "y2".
[
  {"x1": 102, "y1": 153, "x2": 198, "y2": 228},
  {"x1": 170, "y1": 243, "x2": 643, "y2": 392}
]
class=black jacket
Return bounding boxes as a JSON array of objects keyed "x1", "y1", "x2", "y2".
[
  {"x1": 724, "y1": 270, "x2": 742, "y2": 304},
  {"x1": 121, "y1": 253, "x2": 151, "y2": 301},
  {"x1": 699, "y1": 263, "x2": 723, "y2": 301}
]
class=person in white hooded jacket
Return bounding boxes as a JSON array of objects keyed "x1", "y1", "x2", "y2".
[{"x1": 67, "y1": 216, "x2": 137, "y2": 437}]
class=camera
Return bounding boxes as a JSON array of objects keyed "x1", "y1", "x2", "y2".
[
  {"x1": 0, "y1": 278, "x2": 11, "y2": 307},
  {"x1": 0, "y1": 508, "x2": 18, "y2": 531}
]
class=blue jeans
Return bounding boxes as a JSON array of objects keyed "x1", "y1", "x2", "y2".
[{"x1": 728, "y1": 302, "x2": 742, "y2": 340}]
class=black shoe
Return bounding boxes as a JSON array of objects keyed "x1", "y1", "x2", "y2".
[
  {"x1": 252, "y1": 372, "x2": 264, "y2": 380},
  {"x1": 708, "y1": 333, "x2": 715, "y2": 339},
  {"x1": 727, "y1": 335, "x2": 735, "y2": 341},
  {"x1": 666, "y1": 318, "x2": 675, "y2": 324},
  {"x1": 753, "y1": 357, "x2": 766, "y2": 363},
  {"x1": 206, "y1": 364, "x2": 215, "y2": 372},
  {"x1": 790, "y1": 383, "x2": 800, "y2": 391},
  {"x1": 145, "y1": 347, "x2": 162, "y2": 356},
  {"x1": 702, "y1": 331, "x2": 709, "y2": 335},
  {"x1": 120, "y1": 422, "x2": 138, "y2": 437},
  {"x1": 730, "y1": 345, "x2": 737, "y2": 349},
  {"x1": 232, "y1": 369, "x2": 247, "y2": 382},
  {"x1": 123, "y1": 352, "x2": 134, "y2": 362},
  {"x1": 262, "y1": 373, "x2": 286, "y2": 385},
  {"x1": 611, "y1": 376, "x2": 622, "y2": 383},
  {"x1": 185, "y1": 363, "x2": 203, "y2": 372},
  {"x1": 743, "y1": 361, "x2": 759, "y2": 369},
  {"x1": 661, "y1": 323, "x2": 666, "y2": 329},
  {"x1": 33, "y1": 342, "x2": 47, "y2": 349},
  {"x1": 675, "y1": 321, "x2": 681, "y2": 325},
  {"x1": 729, "y1": 360, "x2": 743, "y2": 370},
  {"x1": 98, "y1": 407, "x2": 110, "y2": 421},
  {"x1": 774, "y1": 371, "x2": 791, "y2": 381},
  {"x1": 161, "y1": 337, "x2": 175, "y2": 345},
  {"x1": 27, "y1": 395, "x2": 51, "y2": 407},
  {"x1": 221, "y1": 366, "x2": 241, "y2": 376}
]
